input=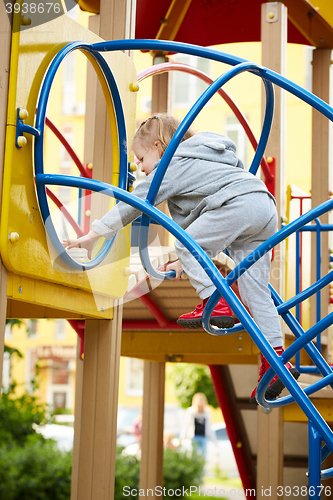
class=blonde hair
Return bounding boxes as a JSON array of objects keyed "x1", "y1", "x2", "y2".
[
  {"x1": 133, "y1": 114, "x2": 195, "y2": 156},
  {"x1": 192, "y1": 393, "x2": 208, "y2": 411}
]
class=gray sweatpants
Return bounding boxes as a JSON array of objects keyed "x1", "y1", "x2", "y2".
[{"x1": 174, "y1": 192, "x2": 283, "y2": 347}]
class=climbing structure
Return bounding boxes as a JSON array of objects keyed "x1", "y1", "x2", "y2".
[{"x1": 1, "y1": 2, "x2": 333, "y2": 499}]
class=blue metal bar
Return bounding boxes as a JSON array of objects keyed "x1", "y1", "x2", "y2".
[
  {"x1": 321, "y1": 466, "x2": 333, "y2": 480},
  {"x1": 255, "y1": 357, "x2": 333, "y2": 452},
  {"x1": 308, "y1": 421, "x2": 323, "y2": 499},
  {"x1": 34, "y1": 42, "x2": 128, "y2": 270},
  {"x1": 277, "y1": 271, "x2": 333, "y2": 314},
  {"x1": 37, "y1": 172, "x2": 333, "y2": 452},
  {"x1": 90, "y1": 39, "x2": 333, "y2": 122},
  {"x1": 300, "y1": 224, "x2": 333, "y2": 232},
  {"x1": 295, "y1": 229, "x2": 301, "y2": 370},
  {"x1": 272, "y1": 287, "x2": 332, "y2": 382},
  {"x1": 203, "y1": 201, "x2": 333, "y2": 334},
  {"x1": 321, "y1": 443, "x2": 331, "y2": 464},
  {"x1": 226, "y1": 198, "x2": 333, "y2": 287},
  {"x1": 34, "y1": 40, "x2": 333, "y2": 472},
  {"x1": 315, "y1": 220, "x2": 322, "y2": 352}
]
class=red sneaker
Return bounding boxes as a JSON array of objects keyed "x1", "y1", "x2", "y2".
[
  {"x1": 177, "y1": 296, "x2": 234, "y2": 329},
  {"x1": 250, "y1": 347, "x2": 300, "y2": 404}
]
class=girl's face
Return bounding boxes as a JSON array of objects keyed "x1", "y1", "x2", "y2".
[{"x1": 133, "y1": 139, "x2": 161, "y2": 176}]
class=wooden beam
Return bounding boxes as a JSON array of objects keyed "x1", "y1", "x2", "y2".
[
  {"x1": 261, "y1": 1, "x2": 287, "y2": 300},
  {"x1": 257, "y1": 4, "x2": 287, "y2": 497},
  {"x1": 310, "y1": 48, "x2": 332, "y2": 362},
  {"x1": 283, "y1": 0, "x2": 333, "y2": 49},
  {"x1": 155, "y1": 0, "x2": 193, "y2": 42}
]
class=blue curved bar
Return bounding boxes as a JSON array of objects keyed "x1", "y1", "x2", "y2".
[
  {"x1": 37, "y1": 173, "x2": 333, "y2": 450},
  {"x1": 34, "y1": 41, "x2": 128, "y2": 270},
  {"x1": 90, "y1": 39, "x2": 333, "y2": 122},
  {"x1": 272, "y1": 287, "x2": 333, "y2": 384},
  {"x1": 277, "y1": 271, "x2": 333, "y2": 314},
  {"x1": 226, "y1": 197, "x2": 333, "y2": 286},
  {"x1": 34, "y1": 40, "x2": 333, "y2": 471}
]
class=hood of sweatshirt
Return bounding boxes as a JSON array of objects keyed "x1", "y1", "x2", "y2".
[{"x1": 173, "y1": 131, "x2": 244, "y2": 169}]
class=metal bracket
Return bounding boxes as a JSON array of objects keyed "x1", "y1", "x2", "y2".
[
  {"x1": 16, "y1": 107, "x2": 40, "y2": 149},
  {"x1": 265, "y1": 2, "x2": 279, "y2": 23}
]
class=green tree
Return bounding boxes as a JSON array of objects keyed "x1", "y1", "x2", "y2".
[
  {"x1": 168, "y1": 363, "x2": 218, "y2": 408},
  {"x1": 0, "y1": 379, "x2": 72, "y2": 499},
  {"x1": 0, "y1": 387, "x2": 48, "y2": 447}
]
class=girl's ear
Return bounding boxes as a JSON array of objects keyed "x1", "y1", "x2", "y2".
[{"x1": 154, "y1": 140, "x2": 163, "y2": 158}]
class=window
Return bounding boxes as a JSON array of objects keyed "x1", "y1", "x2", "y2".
[
  {"x1": 55, "y1": 319, "x2": 66, "y2": 340},
  {"x1": 171, "y1": 55, "x2": 211, "y2": 109},
  {"x1": 52, "y1": 360, "x2": 69, "y2": 385},
  {"x1": 2, "y1": 352, "x2": 10, "y2": 392},
  {"x1": 225, "y1": 115, "x2": 248, "y2": 167},
  {"x1": 141, "y1": 96, "x2": 152, "y2": 114},
  {"x1": 27, "y1": 319, "x2": 37, "y2": 338},
  {"x1": 4, "y1": 323, "x2": 12, "y2": 340}
]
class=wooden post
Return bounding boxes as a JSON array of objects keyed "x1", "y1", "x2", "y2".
[
  {"x1": 72, "y1": 1, "x2": 135, "y2": 497},
  {"x1": 70, "y1": 336, "x2": 84, "y2": 500},
  {"x1": 257, "y1": 406, "x2": 284, "y2": 495},
  {"x1": 0, "y1": 2, "x2": 12, "y2": 391},
  {"x1": 257, "y1": 3, "x2": 287, "y2": 496},
  {"x1": 140, "y1": 360, "x2": 165, "y2": 493},
  {"x1": 310, "y1": 48, "x2": 332, "y2": 362},
  {"x1": 76, "y1": 304, "x2": 123, "y2": 500},
  {"x1": 261, "y1": 1, "x2": 287, "y2": 299},
  {"x1": 151, "y1": 55, "x2": 169, "y2": 115}
]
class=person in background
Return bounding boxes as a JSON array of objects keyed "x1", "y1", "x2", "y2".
[{"x1": 180, "y1": 393, "x2": 215, "y2": 459}]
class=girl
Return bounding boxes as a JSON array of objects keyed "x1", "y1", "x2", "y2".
[
  {"x1": 180, "y1": 393, "x2": 215, "y2": 459},
  {"x1": 63, "y1": 114, "x2": 299, "y2": 403}
]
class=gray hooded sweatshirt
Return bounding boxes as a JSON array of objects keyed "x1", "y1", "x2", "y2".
[{"x1": 91, "y1": 132, "x2": 275, "y2": 238}]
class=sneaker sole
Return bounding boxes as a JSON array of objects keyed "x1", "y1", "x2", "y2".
[
  {"x1": 177, "y1": 316, "x2": 234, "y2": 330},
  {"x1": 249, "y1": 367, "x2": 300, "y2": 405}
]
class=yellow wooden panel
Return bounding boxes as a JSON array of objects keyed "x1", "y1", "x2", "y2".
[
  {"x1": 312, "y1": 0, "x2": 333, "y2": 28},
  {"x1": 6, "y1": 272, "x2": 113, "y2": 319},
  {"x1": 284, "y1": 399, "x2": 333, "y2": 423},
  {"x1": 0, "y1": 12, "x2": 137, "y2": 312},
  {"x1": 121, "y1": 329, "x2": 260, "y2": 364}
]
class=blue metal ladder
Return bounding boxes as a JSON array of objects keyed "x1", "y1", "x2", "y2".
[{"x1": 29, "y1": 39, "x2": 333, "y2": 499}]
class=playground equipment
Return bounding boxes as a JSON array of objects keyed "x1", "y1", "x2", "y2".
[
  {"x1": 19, "y1": 36, "x2": 333, "y2": 496},
  {"x1": 1, "y1": 2, "x2": 333, "y2": 498},
  {"x1": 1, "y1": 14, "x2": 137, "y2": 317}
]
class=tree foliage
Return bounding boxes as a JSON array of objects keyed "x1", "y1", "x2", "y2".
[
  {"x1": 0, "y1": 387, "x2": 48, "y2": 447},
  {"x1": 168, "y1": 363, "x2": 219, "y2": 409},
  {"x1": 0, "y1": 386, "x2": 72, "y2": 500}
]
